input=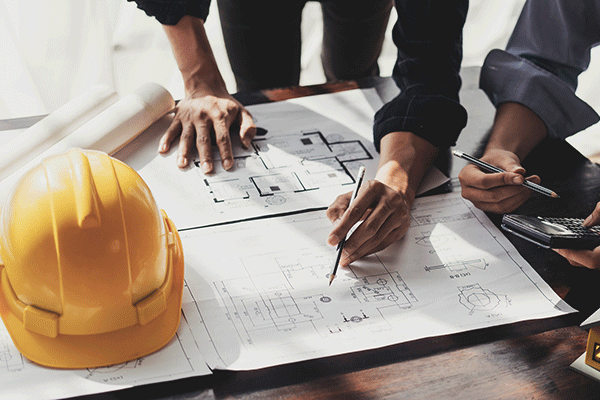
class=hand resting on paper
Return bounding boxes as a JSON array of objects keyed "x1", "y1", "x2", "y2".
[
  {"x1": 554, "y1": 202, "x2": 600, "y2": 270},
  {"x1": 158, "y1": 92, "x2": 256, "y2": 173},
  {"x1": 159, "y1": 16, "x2": 256, "y2": 173}
]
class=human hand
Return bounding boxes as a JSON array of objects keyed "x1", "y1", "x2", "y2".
[
  {"x1": 158, "y1": 93, "x2": 256, "y2": 173},
  {"x1": 457, "y1": 149, "x2": 541, "y2": 213},
  {"x1": 553, "y1": 202, "x2": 600, "y2": 270},
  {"x1": 326, "y1": 179, "x2": 411, "y2": 267},
  {"x1": 553, "y1": 247, "x2": 600, "y2": 270}
]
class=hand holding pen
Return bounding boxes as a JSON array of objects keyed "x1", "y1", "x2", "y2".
[{"x1": 454, "y1": 148, "x2": 558, "y2": 214}]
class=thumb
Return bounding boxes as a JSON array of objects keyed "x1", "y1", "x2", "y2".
[
  {"x1": 496, "y1": 158, "x2": 526, "y2": 185},
  {"x1": 502, "y1": 160, "x2": 526, "y2": 175}
]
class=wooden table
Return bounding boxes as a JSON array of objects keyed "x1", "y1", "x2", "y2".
[{"x1": 74, "y1": 67, "x2": 600, "y2": 399}]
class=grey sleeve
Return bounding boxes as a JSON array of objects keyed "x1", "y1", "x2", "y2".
[{"x1": 480, "y1": 0, "x2": 600, "y2": 140}]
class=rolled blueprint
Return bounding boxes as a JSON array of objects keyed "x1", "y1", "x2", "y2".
[
  {"x1": 0, "y1": 85, "x2": 119, "y2": 182},
  {"x1": 64, "y1": 82, "x2": 174, "y2": 154},
  {"x1": 0, "y1": 82, "x2": 175, "y2": 207}
]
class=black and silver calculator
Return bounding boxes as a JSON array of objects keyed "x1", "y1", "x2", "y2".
[{"x1": 501, "y1": 214, "x2": 600, "y2": 250}]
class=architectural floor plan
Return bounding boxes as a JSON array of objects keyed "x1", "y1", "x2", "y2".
[{"x1": 118, "y1": 89, "x2": 384, "y2": 230}]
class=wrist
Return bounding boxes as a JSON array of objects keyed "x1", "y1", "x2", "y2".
[
  {"x1": 376, "y1": 131, "x2": 438, "y2": 203},
  {"x1": 486, "y1": 102, "x2": 547, "y2": 160},
  {"x1": 181, "y1": 70, "x2": 228, "y2": 98}
]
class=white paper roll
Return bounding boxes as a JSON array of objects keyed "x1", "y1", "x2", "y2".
[
  {"x1": 0, "y1": 82, "x2": 175, "y2": 207},
  {"x1": 0, "y1": 85, "x2": 118, "y2": 181},
  {"x1": 62, "y1": 82, "x2": 175, "y2": 154}
]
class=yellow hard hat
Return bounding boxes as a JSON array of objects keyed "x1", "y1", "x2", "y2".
[{"x1": 0, "y1": 148, "x2": 184, "y2": 369}]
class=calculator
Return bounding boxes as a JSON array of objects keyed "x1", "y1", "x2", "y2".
[{"x1": 501, "y1": 214, "x2": 600, "y2": 250}]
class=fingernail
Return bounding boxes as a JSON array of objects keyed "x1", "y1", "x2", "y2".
[
  {"x1": 512, "y1": 175, "x2": 524, "y2": 184},
  {"x1": 201, "y1": 161, "x2": 211, "y2": 174},
  {"x1": 223, "y1": 158, "x2": 233, "y2": 170},
  {"x1": 583, "y1": 215, "x2": 593, "y2": 227},
  {"x1": 158, "y1": 143, "x2": 167, "y2": 153},
  {"x1": 178, "y1": 155, "x2": 187, "y2": 167},
  {"x1": 328, "y1": 234, "x2": 339, "y2": 246}
]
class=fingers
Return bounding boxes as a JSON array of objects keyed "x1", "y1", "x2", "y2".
[
  {"x1": 459, "y1": 163, "x2": 525, "y2": 189},
  {"x1": 177, "y1": 123, "x2": 197, "y2": 169},
  {"x1": 158, "y1": 118, "x2": 182, "y2": 155},
  {"x1": 212, "y1": 117, "x2": 233, "y2": 171},
  {"x1": 239, "y1": 109, "x2": 257, "y2": 149},
  {"x1": 554, "y1": 247, "x2": 600, "y2": 270},
  {"x1": 458, "y1": 161, "x2": 542, "y2": 213},
  {"x1": 326, "y1": 180, "x2": 410, "y2": 267},
  {"x1": 341, "y1": 218, "x2": 407, "y2": 267},
  {"x1": 327, "y1": 183, "x2": 379, "y2": 246},
  {"x1": 195, "y1": 122, "x2": 214, "y2": 173},
  {"x1": 161, "y1": 95, "x2": 253, "y2": 172},
  {"x1": 583, "y1": 202, "x2": 600, "y2": 227},
  {"x1": 326, "y1": 193, "x2": 351, "y2": 228}
]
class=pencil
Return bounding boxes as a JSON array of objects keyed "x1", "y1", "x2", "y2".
[
  {"x1": 329, "y1": 166, "x2": 366, "y2": 285},
  {"x1": 452, "y1": 149, "x2": 560, "y2": 199}
]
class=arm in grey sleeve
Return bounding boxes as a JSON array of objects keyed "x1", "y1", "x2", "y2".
[{"x1": 480, "y1": 0, "x2": 600, "y2": 140}]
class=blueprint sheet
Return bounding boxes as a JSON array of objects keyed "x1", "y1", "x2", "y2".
[
  {"x1": 179, "y1": 191, "x2": 575, "y2": 370},
  {"x1": 0, "y1": 311, "x2": 210, "y2": 400},
  {"x1": 118, "y1": 88, "x2": 446, "y2": 230},
  {"x1": 0, "y1": 88, "x2": 572, "y2": 397}
]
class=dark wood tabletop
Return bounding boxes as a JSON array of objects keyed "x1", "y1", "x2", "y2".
[{"x1": 84, "y1": 67, "x2": 600, "y2": 399}]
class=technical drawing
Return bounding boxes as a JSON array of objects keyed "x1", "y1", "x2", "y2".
[
  {"x1": 0, "y1": 333, "x2": 24, "y2": 373},
  {"x1": 84, "y1": 359, "x2": 144, "y2": 379},
  {"x1": 410, "y1": 197, "x2": 476, "y2": 227},
  {"x1": 194, "y1": 129, "x2": 372, "y2": 204},
  {"x1": 458, "y1": 284, "x2": 508, "y2": 315},
  {"x1": 239, "y1": 289, "x2": 325, "y2": 331},
  {"x1": 207, "y1": 245, "x2": 418, "y2": 347},
  {"x1": 350, "y1": 273, "x2": 416, "y2": 308},
  {"x1": 414, "y1": 230, "x2": 454, "y2": 247},
  {"x1": 424, "y1": 258, "x2": 489, "y2": 272}
]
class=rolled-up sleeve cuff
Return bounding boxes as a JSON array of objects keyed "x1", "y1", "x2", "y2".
[
  {"x1": 480, "y1": 49, "x2": 599, "y2": 140},
  {"x1": 373, "y1": 86, "x2": 467, "y2": 152},
  {"x1": 129, "y1": 0, "x2": 210, "y2": 25}
]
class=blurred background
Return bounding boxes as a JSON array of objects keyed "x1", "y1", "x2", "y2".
[{"x1": 2, "y1": 0, "x2": 600, "y2": 159}]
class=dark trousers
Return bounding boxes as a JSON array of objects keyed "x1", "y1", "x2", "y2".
[{"x1": 217, "y1": 0, "x2": 394, "y2": 91}]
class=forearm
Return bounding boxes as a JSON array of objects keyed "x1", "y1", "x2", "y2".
[
  {"x1": 485, "y1": 102, "x2": 547, "y2": 161},
  {"x1": 376, "y1": 131, "x2": 438, "y2": 204},
  {"x1": 162, "y1": 16, "x2": 228, "y2": 97}
]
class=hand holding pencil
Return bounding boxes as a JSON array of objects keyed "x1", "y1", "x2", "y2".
[
  {"x1": 455, "y1": 148, "x2": 558, "y2": 214},
  {"x1": 328, "y1": 166, "x2": 366, "y2": 285}
]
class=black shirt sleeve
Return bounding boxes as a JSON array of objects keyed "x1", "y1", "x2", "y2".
[
  {"x1": 128, "y1": 0, "x2": 211, "y2": 25},
  {"x1": 373, "y1": 0, "x2": 468, "y2": 151}
]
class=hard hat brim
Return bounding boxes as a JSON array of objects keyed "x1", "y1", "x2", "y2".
[{"x1": 0, "y1": 215, "x2": 185, "y2": 369}]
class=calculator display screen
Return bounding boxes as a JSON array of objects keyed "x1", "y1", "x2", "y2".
[{"x1": 513, "y1": 216, "x2": 576, "y2": 236}]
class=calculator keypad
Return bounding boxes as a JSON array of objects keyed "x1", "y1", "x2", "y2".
[{"x1": 545, "y1": 217, "x2": 600, "y2": 237}]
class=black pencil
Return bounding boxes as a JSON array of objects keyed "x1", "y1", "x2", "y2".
[
  {"x1": 452, "y1": 149, "x2": 559, "y2": 198},
  {"x1": 329, "y1": 166, "x2": 366, "y2": 285}
]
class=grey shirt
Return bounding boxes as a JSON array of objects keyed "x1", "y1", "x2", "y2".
[{"x1": 480, "y1": 0, "x2": 600, "y2": 140}]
